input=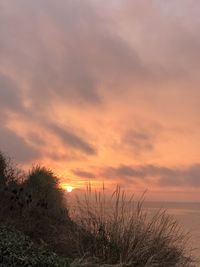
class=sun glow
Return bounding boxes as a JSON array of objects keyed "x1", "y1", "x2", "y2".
[{"x1": 66, "y1": 186, "x2": 73, "y2": 193}]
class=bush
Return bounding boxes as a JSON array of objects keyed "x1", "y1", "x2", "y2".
[
  {"x1": 73, "y1": 186, "x2": 195, "y2": 267},
  {"x1": 25, "y1": 166, "x2": 66, "y2": 216},
  {"x1": 0, "y1": 225, "x2": 70, "y2": 267},
  {"x1": 20, "y1": 166, "x2": 76, "y2": 257},
  {"x1": 0, "y1": 158, "x2": 75, "y2": 259}
]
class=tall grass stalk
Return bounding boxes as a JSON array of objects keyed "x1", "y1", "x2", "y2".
[{"x1": 72, "y1": 185, "x2": 195, "y2": 266}]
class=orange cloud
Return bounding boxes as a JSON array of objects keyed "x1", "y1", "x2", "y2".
[{"x1": 1, "y1": 0, "x2": 200, "y2": 201}]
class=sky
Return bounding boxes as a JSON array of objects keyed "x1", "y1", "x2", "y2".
[{"x1": 1, "y1": 0, "x2": 200, "y2": 201}]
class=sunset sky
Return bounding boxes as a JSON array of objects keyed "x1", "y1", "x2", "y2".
[{"x1": 1, "y1": 1, "x2": 200, "y2": 201}]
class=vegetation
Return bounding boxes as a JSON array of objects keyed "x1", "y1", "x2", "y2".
[
  {"x1": 0, "y1": 225, "x2": 69, "y2": 266},
  {"x1": 0, "y1": 151, "x2": 196, "y2": 266},
  {"x1": 73, "y1": 185, "x2": 194, "y2": 267}
]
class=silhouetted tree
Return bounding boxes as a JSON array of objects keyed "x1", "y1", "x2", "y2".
[
  {"x1": 0, "y1": 152, "x2": 8, "y2": 187},
  {"x1": 0, "y1": 151, "x2": 23, "y2": 187}
]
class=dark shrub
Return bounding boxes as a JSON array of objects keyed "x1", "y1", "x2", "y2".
[
  {"x1": 17, "y1": 166, "x2": 75, "y2": 258},
  {"x1": 0, "y1": 225, "x2": 69, "y2": 266},
  {"x1": 25, "y1": 166, "x2": 66, "y2": 217},
  {"x1": 0, "y1": 157, "x2": 75, "y2": 259}
]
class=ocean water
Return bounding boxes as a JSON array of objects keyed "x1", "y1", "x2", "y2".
[{"x1": 145, "y1": 202, "x2": 200, "y2": 261}]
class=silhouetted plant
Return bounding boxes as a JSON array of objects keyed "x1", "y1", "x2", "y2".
[
  {"x1": 0, "y1": 151, "x2": 77, "y2": 259},
  {"x1": 11, "y1": 165, "x2": 76, "y2": 258},
  {"x1": 25, "y1": 165, "x2": 67, "y2": 218},
  {"x1": 73, "y1": 186, "x2": 195, "y2": 267}
]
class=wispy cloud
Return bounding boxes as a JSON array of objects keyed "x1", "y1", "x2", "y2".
[
  {"x1": 71, "y1": 168, "x2": 96, "y2": 179},
  {"x1": 49, "y1": 124, "x2": 97, "y2": 156},
  {"x1": 72, "y1": 163, "x2": 200, "y2": 188},
  {"x1": 0, "y1": 127, "x2": 40, "y2": 163},
  {"x1": 1, "y1": 0, "x2": 200, "y2": 200}
]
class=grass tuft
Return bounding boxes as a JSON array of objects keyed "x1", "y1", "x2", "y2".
[{"x1": 72, "y1": 185, "x2": 195, "y2": 266}]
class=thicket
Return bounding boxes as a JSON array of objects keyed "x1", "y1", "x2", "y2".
[{"x1": 0, "y1": 152, "x2": 75, "y2": 258}]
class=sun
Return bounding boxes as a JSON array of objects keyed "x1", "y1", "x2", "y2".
[
  {"x1": 59, "y1": 183, "x2": 75, "y2": 193},
  {"x1": 66, "y1": 186, "x2": 73, "y2": 193}
]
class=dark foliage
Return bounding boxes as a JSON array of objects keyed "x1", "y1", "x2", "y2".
[
  {"x1": 0, "y1": 225, "x2": 69, "y2": 266},
  {"x1": 0, "y1": 151, "x2": 76, "y2": 258}
]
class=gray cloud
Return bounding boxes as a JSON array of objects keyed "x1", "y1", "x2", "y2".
[
  {"x1": 102, "y1": 165, "x2": 144, "y2": 179},
  {"x1": 71, "y1": 169, "x2": 96, "y2": 179},
  {"x1": 27, "y1": 132, "x2": 46, "y2": 146},
  {"x1": 0, "y1": 74, "x2": 39, "y2": 163},
  {"x1": 123, "y1": 129, "x2": 155, "y2": 155},
  {"x1": 0, "y1": 73, "x2": 24, "y2": 115},
  {"x1": 99, "y1": 164, "x2": 200, "y2": 187},
  {"x1": 0, "y1": 127, "x2": 40, "y2": 163},
  {"x1": 0, "y1": 0, "x2": 149, "y2": 110},
  {"x1": 158, "y1": 164, "x2": 200, "y2": 187},
  {"x1": 101, "y1": 164, "x2": 171, "y2": 181},
  {"x1": 1, "y1": 0, "x2": 200, "y2": 113},
  {"x1": 119, "y1": 1, "x2": 200, "y2": 80},
  {"x1": 49, "y1": 124, "x2": 97, "y2": 155}
]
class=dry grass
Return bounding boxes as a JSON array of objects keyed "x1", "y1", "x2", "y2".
[{"x1": 72, "y1": 185, "x2": 195, "y2": 267}]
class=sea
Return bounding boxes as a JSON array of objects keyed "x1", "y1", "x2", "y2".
[{"x1": 145, "y1": 202, "x2": 200, "y2": 262}]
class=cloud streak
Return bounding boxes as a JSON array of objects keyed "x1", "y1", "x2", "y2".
[
  {"x1": 49, "y1": 124, "x2": 97, "y2": 155},
  {"x1": 73, "y1": 164, "x2": 200, "y2": 188},
  {"x1": 0, "y1": 127, "x2": 40, "y2": 163},
  {"x1": 100, "y1": 164, "x2": 200, "y2": 188}
]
